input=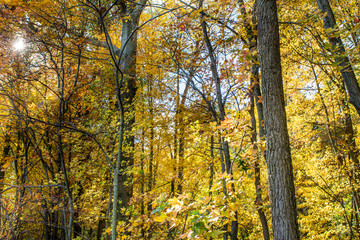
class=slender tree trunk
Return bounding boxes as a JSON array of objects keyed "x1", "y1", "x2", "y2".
[
  {"x1": 209, "y1": 135, "x2": 214, "y2": 196},
  {"x1": 0, "y1": 133, "x2": 11, "y2": 235},
  {"x1": 239, "y1": 1, "x2": 270, "y2": 238},
  {"x1": 172, "y1": 128, "x2": 177, "y2": 197},
  {"x1": 199, "y1": 0, "x2": 238, "y2": 237},
  {"x1": 140, "y1": 131, "x2": 146, "y2": 239},
  {"x1": 111, "y1": 65, "x2": 125, "y2": 240},
  {"x1": 148, "y1": 79, "x2": 154, "y2": 214},
  {"x1": 57, "y1": 40, "x2": 75, "y2": 240},
  {"x1": 178, "y1": 123, "x2": 184, "y2": 194},
  {"x1": 316, "y1": 0, "x2": 360, "y2": 116},
  {"x1": 176, "y1": 72, "x2": 191, "y2": 194},
  {"x1": 51, "y1": 210, "x2": 59, "y2": 240},
  {"x1": 250, "y1": 75, "x2": 270, "y2": 240},
  {"x1": 96, "y1": 216, "x2": 106, "y2": 240},
  {"x1": 257, "y1": 0, "x2": 300, "y2": 239}
]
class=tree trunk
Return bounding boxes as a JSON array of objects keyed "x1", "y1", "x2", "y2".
[
  {"x1": 199, "y1": 0, "x2": 238, "y2": 237},
  {"x1": 316, "y1": 0, "x2": 360, "y2": 116},
  {"x1": 176, "y1": 71, "x2": 191, "y2": 194},
  {"x1": 250, "y1": 70, "x2": 270, "y2": 240},
  {"x1": 239, "y1": 0, "x2": 270, "y2": 238},
  {"x1": 148, "y1": 79, "x2": 154, "y2": 214},
  {"x1": 116, "y1": 14, "x2": 138, "y2": 224},
  {"x1": 256, "y1": 0, "x2": 300, "y2": 239},
  {"x1": 108, "y1": 2, "x2": 147, "y2": 239},
  {"x1": 0, "y1": 133, "x2": 11, "y2": 235},
  {"x1": 209, "y1": 135, "x2": 214, "y2": 196}
]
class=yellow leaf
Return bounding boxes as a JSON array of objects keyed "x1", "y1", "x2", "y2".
[
  {"x1": 190, "y1": 8, "x2": 203, "y2": 17},
  {"x1": 153, "y1": 213, "x2": 167, "y2": 223}
]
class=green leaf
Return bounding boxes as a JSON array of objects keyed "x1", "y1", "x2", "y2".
[{"x1": 209, "y1": 230, "x2": 224, "y2": 238}]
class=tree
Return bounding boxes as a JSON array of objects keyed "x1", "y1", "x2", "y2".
[
  {"x1": 87, "y1": 0, "x2": 147, "y2": 238},
  {"x1": 2, "y1": 0, "x2": 360, "y2": 239},
  {"x1": 256, "y1": 0, "x2": 300, "y2": 239},
  {"x1": 238, "y1": 0, "x2": 270, "y2": 238},
  {"x1": 316, "y1": 0, "x2": 360, "y2": 116}
]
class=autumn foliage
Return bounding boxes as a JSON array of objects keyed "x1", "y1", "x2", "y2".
[{"x1": 0, "y1": 0, "x2": 360, "y2": 239}]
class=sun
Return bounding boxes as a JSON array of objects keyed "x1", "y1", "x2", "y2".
[{"x1": 13, "y1": 38, "x2": 26, "y2": 51}]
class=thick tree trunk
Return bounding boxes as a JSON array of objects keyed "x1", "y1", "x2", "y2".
[
  {"x1": 113, "y1": 0, "x2": 146, "y2": 226},
  {"x1": 109, "y1": 2, "x2": 146, "y2": 239},
  {"x1": 116, "y1": 14, "x2": 138, "y2": 224},
  {"x1": 316, "y1": 0, "x2": 360, "y2": 116},
  {"x1": 256, "y1": 0, "x2": 300, "y2": 239}
]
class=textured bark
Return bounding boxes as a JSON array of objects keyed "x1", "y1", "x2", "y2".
[
  {"x1": 116, "y1": 12, "x2": 139, "y2": 224},
  {"x1": 256, "y1": 0, "x2": 300, "y2": 239},
  {"x1": 316, "y1": 0, "x2": 360, "y2": 116},
  {"x1": 239, "y1": 0, "x2": 270, "y2": 238},
  {"x1": 115, "y1": 0, "x2": 146, "y2": 225},
  {"x1": 100, "y1": 1, "x2": 146, "y2": 239}
]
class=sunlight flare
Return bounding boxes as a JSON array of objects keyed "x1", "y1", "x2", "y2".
[{"x1": 13, "y1": 38, "x2": 26, "y2": 51}]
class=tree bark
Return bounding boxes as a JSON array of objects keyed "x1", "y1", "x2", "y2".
[
  {"x1": 316, "y1": 0, "x2": 360, "y2": 116},
  {"x1": 116, "y1": 6, "x2": 141, "y2": 224},
  {"x1": 256, "y1": 0, "x2": 300, "y2": 239},
  {"x1": 106, "y1": 1, "x2": 147, "y2": 239},
  {"x1": 250, "y1": 69, "x2": 270, "y2": 240},
  {"x1": 239, "y1": 0, "x2": 270, "y2": 238}
]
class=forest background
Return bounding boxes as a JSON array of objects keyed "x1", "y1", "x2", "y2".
[{"x1": 0, "y1": 0, "x2": 359, "y2": 239}]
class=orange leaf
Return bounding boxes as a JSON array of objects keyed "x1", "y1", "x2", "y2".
[{"x1": 2, "y1": 162, "x2": 10, "y2": 170}]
